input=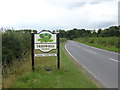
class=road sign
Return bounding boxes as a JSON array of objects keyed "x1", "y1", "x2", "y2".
[
  {"x1": 34, "y1": 31, "x2": 57, "y2": 52},
  {"x1": 31, "y1": 30, "x2": 60, "y2": 71}
]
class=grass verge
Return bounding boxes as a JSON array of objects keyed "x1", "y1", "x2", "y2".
[
  {"x1": 74, "y1": 37, "x2": 119, "y2": 53},
  {"x1": 3, "y1": 42, "x2": 98, "y2": 88}
]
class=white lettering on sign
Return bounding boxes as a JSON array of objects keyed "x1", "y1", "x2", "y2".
[
  {"x1": 34, "y1": 53, "x2": 57, "y2": 57},
  {"x1": 34, "y1": 31, "x2": 57, "y2": 52}
]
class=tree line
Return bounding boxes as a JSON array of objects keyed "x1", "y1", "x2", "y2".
[{"x1": 58, "y1": 26, "x2": 120, "y2": 40}]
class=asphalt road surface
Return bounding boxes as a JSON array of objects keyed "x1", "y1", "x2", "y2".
[{"x1": 65, "y1": 41, "x2": 119, "y2": 88}]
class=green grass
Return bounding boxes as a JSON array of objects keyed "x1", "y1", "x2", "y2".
[
  {"x1": 3, "y1": 42, "x2": 98, "y2": 88},
  {"x1": 74, "y1": 37, "x2": 119, "y2": 53}
]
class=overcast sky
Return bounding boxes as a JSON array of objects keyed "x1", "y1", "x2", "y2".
[{"x1": 0, "y1": 0, "x2": 119, "y2": 30}]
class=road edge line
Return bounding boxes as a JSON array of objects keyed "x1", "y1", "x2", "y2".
[{"x1": 64, "y1": 43, "x2": 106, "y2": 88}]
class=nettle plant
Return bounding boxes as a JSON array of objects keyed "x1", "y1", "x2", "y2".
[{"x1": 38, "y1": 33, "x2": 53, "y2": 43}]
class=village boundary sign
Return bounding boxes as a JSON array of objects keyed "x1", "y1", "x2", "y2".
[
  {"x1": 31, "y1": 30, "x2": 60, "y2": 71},
  {"x1": 34, "y1": 31, "x2": 57, "y2": 52}
]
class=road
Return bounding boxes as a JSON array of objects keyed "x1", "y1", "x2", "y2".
[{"x1": 65, "y1": 41, "x2": 119, "y2": 88}]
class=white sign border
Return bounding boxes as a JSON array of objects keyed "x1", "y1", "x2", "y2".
[{"x1": 34, "y1": 30, "x2": 57, "y2": 53}]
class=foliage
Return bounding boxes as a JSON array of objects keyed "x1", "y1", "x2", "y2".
[
  {"x1": 2, "y1": 30, "x2": 32, "y2": 76},
  {"x1": 74, "y1": 37, "x2": 119, "y2": 52},
  {"x1": 58, "y1": 26, "x2": 119, "y2": 52},
  {"x1": 58, "y1": 26, "x2": 120, "y2": 40},
  {"x1": 2, "y1": 25, "x2": 120, "y2": 77},
  {"x1": 60, "y1": 38, "x2": 67, "y2": 42},
  {"x1": 4, "y1": 43, "x2": 98, "y2": 88}
]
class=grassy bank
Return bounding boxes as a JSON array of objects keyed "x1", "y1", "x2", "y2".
[
  {"x1": 74, "y1": 37, "x2": 119, "y2": 53},
  {"x1": 3, "y1": 42, "x2": 98, "y2": 88}
]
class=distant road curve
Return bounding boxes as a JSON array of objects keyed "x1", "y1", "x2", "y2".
[{"x1": 65, "y1": 41, "x2": 119, "y2": 88}]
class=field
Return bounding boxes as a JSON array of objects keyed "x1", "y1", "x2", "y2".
[
  {"x1": 3, "y1": 42, "x2": 98, "y2": 88},
  {"x1": 74, "y1": 37, "x2": 119, "y2": 53}
]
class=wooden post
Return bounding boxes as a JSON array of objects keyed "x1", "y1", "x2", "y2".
[
  {"x1": 57, "y1": 33, "x2": 60, "y2": 69},
  {"x1": 31, "y1": 31, "x2": 35, "y2": 72}
]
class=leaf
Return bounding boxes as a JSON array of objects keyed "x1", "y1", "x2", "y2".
[
  {"x1": 38, "y1": 39, "x2": 44, "y2": 42},
  {"x1": 39, "y1": 34, "x2": 44, "y2": 38}
]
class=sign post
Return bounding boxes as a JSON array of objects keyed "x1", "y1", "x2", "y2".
[
  {"x1": 31, "y1": 31, "x2": 35, "y2": 72},
  {"x1": 57, "y1": 33, "x2": 60, "y2": 69},
  {"x1": 31, "y1": 30, "x2": 60, "y2": 71}
]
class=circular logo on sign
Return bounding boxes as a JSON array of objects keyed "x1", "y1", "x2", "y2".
[{"x1": 38, "y1": 33, "x2": 53, "y2": 43}]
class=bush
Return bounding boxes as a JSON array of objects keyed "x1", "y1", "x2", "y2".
[
  {"x1": 2, "y1": 30, "x2": 31, "y2": 76},
  {"x1": 75, "y1": 37, "x2": 119, "y2": 49},
  {"x1": 60, "y1": 38, "x2": 67, "y2": 42}
]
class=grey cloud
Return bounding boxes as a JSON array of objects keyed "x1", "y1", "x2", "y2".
[
  {"x1": 90, "y1": 2, "x2": 101, "y2": 5},
  {"x1": 45, "y1": 0, "x2": 118, "y2": 10},
  {"x1": 46, "y1": 0, "x2": 115, "y2": 10},
  {"x1": 93, "y1": 21, "x2": 117, "y2": 29},
  {"x1": 13, "y1": 20, "x2": 117, "y2": 31},
  {"x1": 66, "y1": 2, "x2": 86, "y2": 9},
  {"x1": 45, "y1": 0, "x2": 87, "y2": 10},
  {"x1": 118, "y1": 1, "x2": 120, "y2": 25},
  {"x1": 4, "y1": 0, "x2": 118, "y2": 30}
]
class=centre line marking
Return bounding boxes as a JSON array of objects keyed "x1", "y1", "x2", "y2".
[
  {"x1": 72, "y1": 43, "x2": 97, "y2": 55},
  {"x1": 109, "y1": 58, "x2": 119, "y2": 63},
  {"x1": 85, "y1": 49, "x2": 97, "y2": 54}
]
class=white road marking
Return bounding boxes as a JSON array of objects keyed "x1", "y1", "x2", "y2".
[
  {"x1": 85, "y1": 49, "x2": 97, "y2": 54},
  {"x1": 65, "y1": 44, "x2": 102, "y2": 86},
  {"x1": 109, "y1": 58, "x2": 119, "y2": 63},
  {"x1": 65, "y1": 42, "x2": 118, "y2": 88},
  {"x1": 72, "y1": 41, "x2": 119, "y2": 55},
  {"x1": 70, "y1": 42, "x2": 119, "y2": 63},
  {"x1": 72, "y1": 42, "x2": 97, "y2": 54}
]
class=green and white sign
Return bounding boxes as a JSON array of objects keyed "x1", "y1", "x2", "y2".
[
  {"x1": 31, "y1": 30, "x2": 60, "y2": 71},
  {"x1": 34, "y1": 31, "x2": 57, "y2": 52}
]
